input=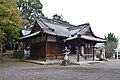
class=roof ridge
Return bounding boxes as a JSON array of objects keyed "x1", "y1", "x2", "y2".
[
  {"x1": 68, "y1": 23, "x2": 89, "y2": 31},
  {"x1": 78, "y1": 25, "x2": 90, "y2": 33},
  {"x1": 71, "y1": 25, "x2": 90, "y2": 37},
  {"x1": 40, "y1": 17, "x2": 73, "y2": 27}
]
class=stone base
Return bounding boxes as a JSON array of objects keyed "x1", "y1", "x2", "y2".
[
  {"x1": 99, "y1": 58, "x2": 108, "y2": 61},
  {"x1": 61, "y1": 60, "x2": 70, "y2": 66}
]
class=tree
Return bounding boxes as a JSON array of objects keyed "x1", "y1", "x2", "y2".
[
  {"x1": 17, "y1": 0, "x2": 44, "y2": 26},
  {"x1": 52, "y1": 14, "x2": 63, "y2": 21},
  {"x1": 52, "y1": 14, "x2": 70, "y2": 26},
  {"x1": 0, "y1": 0, "x2": 22, "y2": 50},
  {"x1": 104, "y1": 33, "x2": 119, "y2": 58},
  {"x1": 105, "y1": 32, "x2": 118, "y2": 43}
]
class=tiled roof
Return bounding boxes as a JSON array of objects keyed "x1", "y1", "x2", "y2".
[
  {"x1": 66, "y1": 35, "x2": 106, "y2": 42},
  {"x1": 20, "y1": 17, "x2": 106, "y2": 43},
  {"x1": 81, "y1": 35, "x2": 106, "y2": 42},
  {"x1": 38, "y1": 18, "x2": 71, "y2": 37},
  {"x1": 68, "y1": 23, "x2": 90, "y2": 36}
]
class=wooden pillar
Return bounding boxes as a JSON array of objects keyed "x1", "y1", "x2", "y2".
[
  {"x1": 76, "y1": 46, "x2": 80, "y2": 62},
  {"x1": 92, "y1": 44, "x2": 95, "y2": 61},
  {"x1": 85, "y1": 44, "x2": 88, "y2": 60},
  {"x1": 87, "y1": 44, "x2": 89, "y2": 60},
  {"x1": 77, "y1": 34, "x2": 81, "y2": 62},
  {"x1": 22, "y1": 42, "x2": 25, "y2": 59},
  {"x1": 45, "y1": 36, "x2": 47, "y2": 61}
]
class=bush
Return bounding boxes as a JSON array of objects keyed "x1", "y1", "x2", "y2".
[{"x1": 11, "y1": 51, "x2": 24, "y2": 59}]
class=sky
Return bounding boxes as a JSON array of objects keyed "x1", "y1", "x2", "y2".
[{"x1": 40, "y1": 0, "x2": 120, "y2": 40}]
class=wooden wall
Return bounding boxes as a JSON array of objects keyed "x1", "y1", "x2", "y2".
[
  {"x1": 46, "y1": 42, "x2": 64, "y2": 60},
  {"x1": 30, "y1": 42, "x2": 46, "y2": 60}
]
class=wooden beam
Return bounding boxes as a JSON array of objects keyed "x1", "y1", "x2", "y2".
[{"x1": 92, "y1": 44, "x2": 95, "y2": 61}]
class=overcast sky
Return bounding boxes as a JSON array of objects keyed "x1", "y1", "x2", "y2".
[{"x1": 40, "y1": 0, "x2": 120, "y2": 40}]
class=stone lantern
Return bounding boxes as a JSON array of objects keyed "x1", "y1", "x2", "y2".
[{"x1": 61, "y1": 47, "x2": 70, "y2": 66}]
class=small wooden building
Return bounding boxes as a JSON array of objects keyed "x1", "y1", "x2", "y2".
[
  {"x1": 20, "y1": 18, "x2": 106, "y2": 61},
  {"x1": 20, "y1": 18, "x2": 71, "y2": 60},
  {"x1": 65, "y1": 23, "x2": 106, "y2": 61}
]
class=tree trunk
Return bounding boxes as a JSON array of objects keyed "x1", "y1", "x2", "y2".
[
  {"x1": 0, "y1": 44, "x2": 2, "y2": 60},
  {"x1": 10, "y1": 41, "x2": 12, "y2": 50}
]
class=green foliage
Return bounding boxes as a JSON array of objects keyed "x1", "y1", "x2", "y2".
[
  {"x1": 52, "y1": 14, "x2": 63, "y2": 20},
  {"x1": 52, "y1": 14, "x2": 71, "y2": 26},
  {"x1": 5, "y1": 26, "x2": 19, "y2": 42},
  {"x1": 104, "y1": 33, "x2": 119, "y2": 58},
  {"x1": 17, "y1": 0, "x2": 44, "y2": 25},
  {"x1": 0, "y1": 0, "x2": 22, "y2": 27},
  {"x1": 105, "y1": 32, "x2": 118, "y2": 43},
  {"x1": 11, "y1": 51, "x2": 24, "y2": 59},
  {"x1": 0, "y1": 0, "x2": 22, "y2": 49}
]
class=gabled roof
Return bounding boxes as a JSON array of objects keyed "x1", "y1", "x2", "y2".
[
  {"x1": 65, "y1": 22, "x2": 106, "y2": 42},
  {"x1": 68, "y1": 23, "x2": 91, "y2": 36},
  {"x1": 29, "y1": 18, "x2": 72, "y2": 37},
  {"x1": 19, "y1": 17, "x2": 106, "y2": 43},
  {"x1": 37, "y1": 18, "x2": 71, "y2": 37}
]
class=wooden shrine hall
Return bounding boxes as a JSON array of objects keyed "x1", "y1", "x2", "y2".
[{"x1": 19, "y1": 18, "x2": 106, "y2": 61}]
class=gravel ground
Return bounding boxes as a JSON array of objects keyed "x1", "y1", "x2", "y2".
[{"x1": 0, "y1": 59, "x2": 120, "y2": 80}]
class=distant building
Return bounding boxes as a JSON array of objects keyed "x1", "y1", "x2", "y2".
[{"x1": 19, "y1": 18, "x2": 106, "y2": 61}]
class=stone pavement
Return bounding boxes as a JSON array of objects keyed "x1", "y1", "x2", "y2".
[
  {"x1": 1, "y1": 59, "x2": 120, "y2": 80},
  {"x1": 23, "y1": 54, "x2": 107, "y2": 65}
]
